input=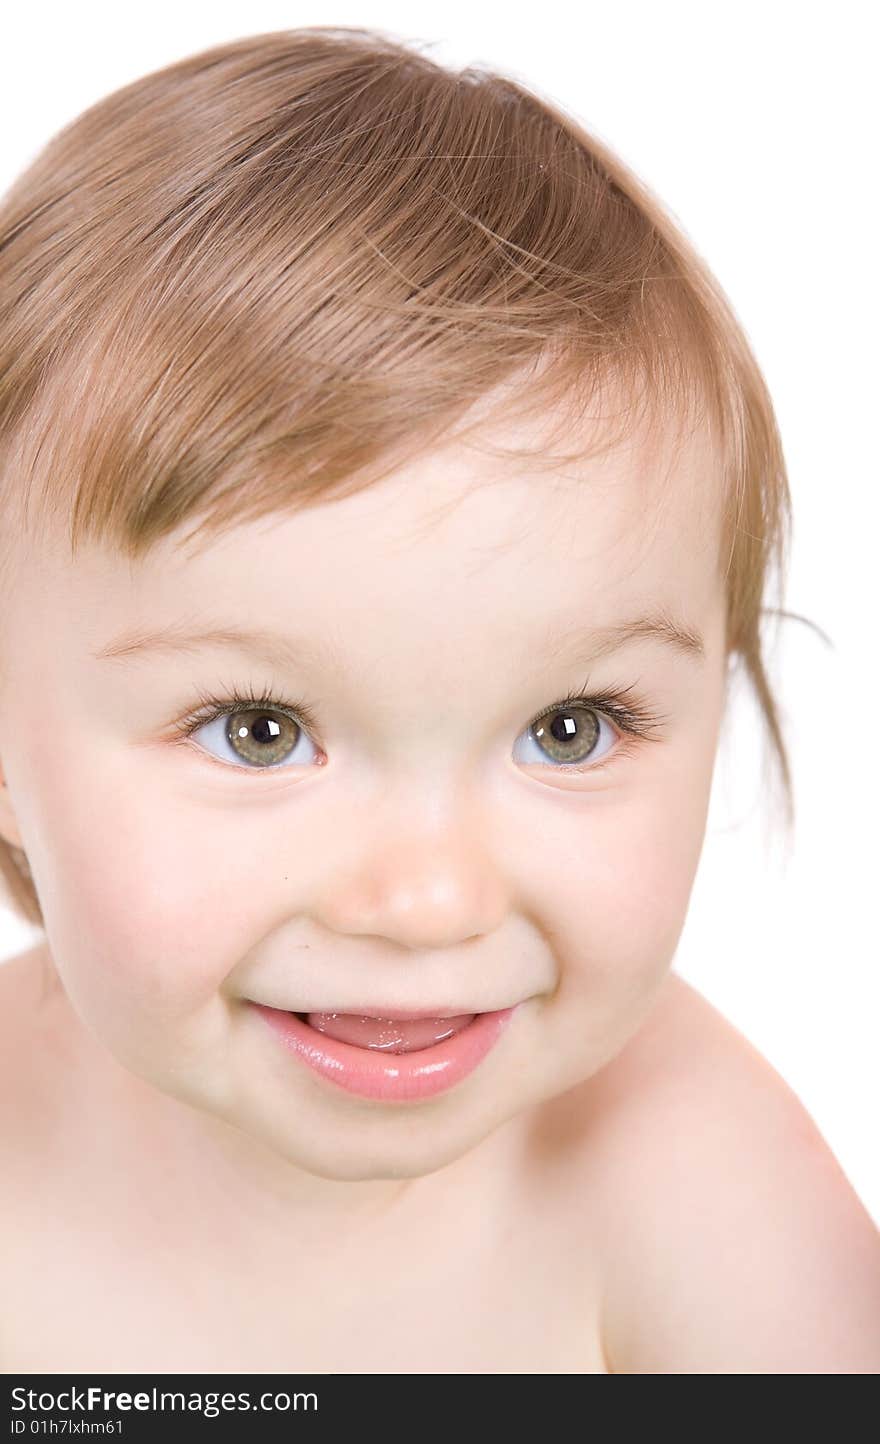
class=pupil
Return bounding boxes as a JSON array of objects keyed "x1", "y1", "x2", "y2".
[
  {"x1": 250, "y1": 714, "x2": 280, "y2": 745},
  {"x1": 550, "y1": 710, "x2": 579, "y2": 741}
]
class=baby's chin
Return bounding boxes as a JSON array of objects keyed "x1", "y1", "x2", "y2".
[{"x1": 201, "y1": 1084, "x2": 529, "y2": 1185}]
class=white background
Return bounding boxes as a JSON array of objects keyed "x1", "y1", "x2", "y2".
[{"x1": 1, "y1": 1, "x2": 877, "y2": 1224}]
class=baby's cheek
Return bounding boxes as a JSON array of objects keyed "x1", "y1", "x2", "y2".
[
  {"x1": 555, "y1": 787, "x2": 707, "y2": 994},
  {"x1": 34, "y1": 779, "x2": 256, "y2": 1036},
  {"x1": 606, "y1": 823, "x2": 696, "y2": 976}
]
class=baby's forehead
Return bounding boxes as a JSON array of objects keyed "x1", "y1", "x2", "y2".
[
  {"x1": 8, "y1": 406, "x2": 723, "y2": 669},
  {"x1": 147, "y1": 424, "x2": 710, "y2": 582}
]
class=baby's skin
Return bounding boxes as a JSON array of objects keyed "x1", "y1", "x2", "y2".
[{"x1": 0, "y1": 403, "x2": 877, "y2": 1373}]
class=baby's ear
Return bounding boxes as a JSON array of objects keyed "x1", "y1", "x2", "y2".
[{"x1": 0, "y1": 762, "x2": 26, "y2": 849}]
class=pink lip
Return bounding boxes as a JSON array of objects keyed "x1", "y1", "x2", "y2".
[{"x1": 251, "y1": 1002, "x2": 517, "y2": 1102}]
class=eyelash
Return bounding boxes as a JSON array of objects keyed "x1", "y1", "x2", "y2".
[{"x1": 169, "y1": 677, "x2": 669, "y2": 775}]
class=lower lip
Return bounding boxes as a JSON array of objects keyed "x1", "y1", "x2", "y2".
[{"x1": 251, "y1": 1003, "x2": 517, "y2": 1102}]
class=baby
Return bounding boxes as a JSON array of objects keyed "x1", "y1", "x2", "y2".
[{"x1": 0, "y1": 26, "x2": 877, "y2": 1376}]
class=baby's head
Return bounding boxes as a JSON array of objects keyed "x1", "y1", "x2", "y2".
[{"x1": 0, "y1": 27, "x2": 793, "y2": 1182}]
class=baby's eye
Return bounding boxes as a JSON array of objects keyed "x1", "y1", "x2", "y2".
[
  {"x1": 513, "y1": 702, "x2": 618, "y2": 772},
  {"x1": 179, "y1": 701, "x2": 321, "y2": 771}
]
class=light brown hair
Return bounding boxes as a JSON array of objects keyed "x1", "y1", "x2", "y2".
[{"x1": 0, "y1": 25, "x2": 807, "y2": 929}]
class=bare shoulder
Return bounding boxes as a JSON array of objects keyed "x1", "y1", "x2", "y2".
[{"x1": 589, "y1": 971, "x2": 880, "y2": 1373}]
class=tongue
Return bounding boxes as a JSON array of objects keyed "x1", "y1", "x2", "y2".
[{"x1": 304, "y1": 1012, "x2": 475, "y2": 1053}]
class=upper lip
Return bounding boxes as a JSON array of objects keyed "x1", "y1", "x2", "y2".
[{"x1": 255, "y1": 1001, "x2": 496, "y2": 1020}]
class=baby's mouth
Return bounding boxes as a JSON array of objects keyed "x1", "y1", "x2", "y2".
[
  {"x1": 292, "y1": 1010, "x2": 477, "y2": 1054},
  {"x1": 252, "y1": 1001, "x2": 518, "y2": 1101}
]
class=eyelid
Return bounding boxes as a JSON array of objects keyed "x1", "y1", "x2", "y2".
[
  {"x1": 174, "y1": 678, "x2": 324, "y2": 742},
  {"x1": 524, "y1": 680, "x2": 667, "y2": 740}
]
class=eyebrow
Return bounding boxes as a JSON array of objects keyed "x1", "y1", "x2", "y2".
[{"x1": 93, "y1": 608, "x2": 705, "y2": 670}]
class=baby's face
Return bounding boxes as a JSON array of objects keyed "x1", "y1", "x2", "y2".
[{"x1": 0, "y1": 407, "x2": 727, "y2": 1181}]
